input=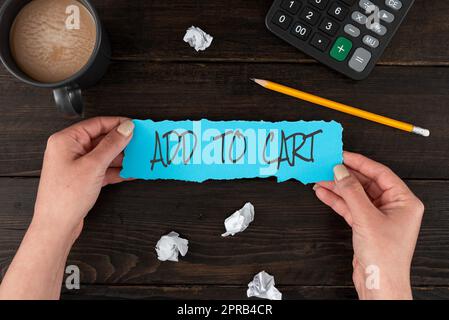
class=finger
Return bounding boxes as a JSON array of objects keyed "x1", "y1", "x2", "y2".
[
  {"x1": 349, "y1": 170, "x2": 384, "y2": 201},
  {"x1": 334, "y1": 164, "x2": 377, "y2": 222},
  {"x1": 69, "y1": 117, "x2": 129, "y2": 139},
  {"x1": 343, "y1": 151, "x2": 409, "y2": 193},
  {"x1": 314, "y1": 185, "x2": 352, "y2": 226},
  {"x1": 110, "y1": 153, "x2": 124, "y2": 168},
  {"x1": 93, "y1": 138, "x2": 125, "y2": 167},
  {"x1": 86, "y1": 120, "x2": 134, "y2": 168},
  {"x1": 316, "y1": 168, "x2": 383, "y2": 201},
  {"x1": 60, "y1": 117, "x2": 130, "y2": 149},
  {"x1": 103, "y1": 167, "x2": 135, "y2": 186},
  {"x1": 84, "y1": 134, "x2": 107, "y2": 154},
  {"x1": 91, "y1": 134, "x2": 106, "y2": 150},
  {"x1": 315, "y1": 181, "x2": 335, "y2": 191}
]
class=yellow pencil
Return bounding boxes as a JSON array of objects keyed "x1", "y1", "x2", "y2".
[{"x1": 251, "y1": 78, "x2": 430, "y2": 137}]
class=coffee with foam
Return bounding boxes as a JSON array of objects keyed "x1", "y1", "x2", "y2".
[{"x1": 10, "y1": 0, "x2": 96, "y2": 83}]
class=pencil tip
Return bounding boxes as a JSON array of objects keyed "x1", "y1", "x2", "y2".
[{"x1": 250, "y1": 78, "x2": 267, "y2": 87}]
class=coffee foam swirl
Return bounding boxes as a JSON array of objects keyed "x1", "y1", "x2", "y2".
[{"x1": 10, "y1": 0, "x2": 96, "y2": 83}]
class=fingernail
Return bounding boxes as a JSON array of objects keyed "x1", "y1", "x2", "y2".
[
  {"x1": 117, "y1": 120, "x2": 134, "y2": 137},
  {"x1": 334, "y1": 164, "x2": 350, "y2": 181},
  {"x1": 313, "y1": 184, "x2": 320, "y2": 191}
]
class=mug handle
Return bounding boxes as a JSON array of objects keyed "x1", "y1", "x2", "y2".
[{"x1": 53, "y1": 86, "x2": 84, "y2": 118}]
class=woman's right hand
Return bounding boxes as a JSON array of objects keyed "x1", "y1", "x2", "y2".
[{"x1": 314, "y1": 152, "x2": 424, "y2": 300}]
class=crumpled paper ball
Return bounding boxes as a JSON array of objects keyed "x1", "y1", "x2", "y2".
[
  {"x1": 155, "y1": 231, "x2": 189, "y2": 262},
  {"x1": 183, "y1": 26, "x2": 213, "y2": 52},
  {"x1": 222, "y1": 202, "x2": 255, "y2": 237},
  {"x1": 247, "y1": 271, "x2": 282, "y2": 300}
]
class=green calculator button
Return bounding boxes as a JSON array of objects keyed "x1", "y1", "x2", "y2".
[{"x1": 330, "y1": 37, "x2": 353, "y2": 61}]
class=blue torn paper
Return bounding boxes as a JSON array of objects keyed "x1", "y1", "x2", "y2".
[{"x1": 120, "y1": 120, "x2": 343, "y2": 184}]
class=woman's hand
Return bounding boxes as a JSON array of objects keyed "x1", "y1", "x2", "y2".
[
  {"x1": 33, "y1": 117, "x2": 135, "y2": 241},
  {"x1": 0, "y1": 117, "x2": 134, "y2": 299},
  {"x1": 314, "y1": 151, "x2": 424, "y2": 300}
]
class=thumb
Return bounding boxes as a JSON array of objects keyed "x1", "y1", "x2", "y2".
[
  {"x1": 87, "y1": 120, "x2": 134, "y2": 167},
  {"x1": 333, "y1": 164, "x2": 376, "y2": 221}
]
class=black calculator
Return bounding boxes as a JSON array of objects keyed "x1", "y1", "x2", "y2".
[{"x1": 266, "y1": 0, "x2": 414, "y2": 80}]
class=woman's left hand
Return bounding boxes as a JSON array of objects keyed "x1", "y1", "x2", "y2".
[{"x1": 33, "y1": 116, "x2": 135, "y2": 241}]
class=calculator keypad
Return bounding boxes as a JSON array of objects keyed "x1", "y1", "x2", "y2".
[
  {"x1": 291, "y1": 22, "x2": 312, "y2": 40},
  {"x1": 266, "y1": 0, "x2": 415, "y2": 80},
  {"x1": 344, "y1": 24, "x2": 360, "y2": 37},
  {"x1": 272, "y1": 11, "x2": 293, "y2": 30},
  {"x1": 379, "y1": 10, "x2": 394, "y2": 23},
  {"x1": 385, "y1": 0, "x2": 402, "y2": 10},
  {"x1": 309, "y1": 0, "x2": 329, "y2": 10},
  {"x1": 363, "y1": 34, "x2": 379, "y2": 48},
  {"x1": 310, "y1": 33, "x2": 331, "y2": 51},
  {"x1": 330, "y1": 36, "x2": 353, "y2": 61},
  {"x1": 328, "y1": 2, "x2": 349, "y2": 21},
  {"x1": 299, "y1": 6, "x2": 321, "y2": 25},
  {"x1": 281, "y1": 0, "x2": 302, "y2": 14},
  {"x1": 319, "y1": 17, "x2": 340, "y2": 36},
  {"x1": 352, "y1": 11, "x2": 367, "y2": 24},
  {"x1": 348, "y1": 47, "x2": 372, "y2": 72}
]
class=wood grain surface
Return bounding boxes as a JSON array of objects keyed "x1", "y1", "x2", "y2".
[{"x1": 0, "y1": 0, "x2": 448, "y2": 299}]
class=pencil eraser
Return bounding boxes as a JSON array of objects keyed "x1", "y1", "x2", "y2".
[{"x1": 412, "y1": 127, "x2": 430, "y2": 137}]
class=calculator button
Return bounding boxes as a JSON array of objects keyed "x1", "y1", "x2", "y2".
[
  {"x1": 363, "y1": 35, "x2": 379, "y2": 48},
  {"x1": 328, "y1": 2, "x2": 349, "y2": 21},
  {"x1": 385, "y1": 0, "x2": 402, "y2": 11},
  {"x1": 308, "y1": 0, "x2": 329, "y2": 10},
  {"x1": 330, "y1": 36, "x2": 353, "y2": 61},
  {"x1": 344, "y1": 24, "x2": 360, "y2": 37},
  {"x1": 379, "y1": 10, "x2": 395, "y2": 23},
  {"x1": 281, "y1": 0, "x2": 302, "y2": 15},
  {"x1": 299, "y1": 7, "x2": 321, "y2": 25},
  {"x1": 352, "y1": 11, "x2": 367, "y2": 24},
  {"x1": 368, "y1": 22, "x2": 387, "y2": 36},
  {"x1": 348, "y1": 47, "x2": 371, "y2": 72},
  {"x1": 272, "y1": 11, "x2": 293, "y2": 30},
  {"x1": 359, "y1": 0, "x2": 377, "y2": 12},
  {"x1": 310, "y1": 33, "x2": 331, "y2": 52},
  {"x1": 319, "y1": 17, "x2": 340, "y2": 36},
  {"x1": 291, "y1": 22, "x2": 312, "y2": 40}
]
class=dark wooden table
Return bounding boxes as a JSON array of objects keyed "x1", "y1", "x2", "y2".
[{"x1": 0, "y1": 0, "x2": 448, "y2": 300}]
